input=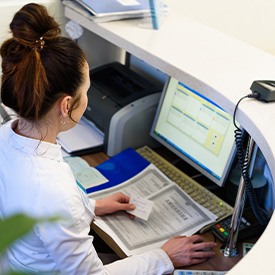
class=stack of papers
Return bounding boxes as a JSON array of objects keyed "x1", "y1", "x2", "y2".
[
  {"x1": 57, "y1": 117, "x2": 104, "y2": 155},
  {"x1": 77, "y1": 0, "x2": 155, "y2": 17},
  {"x1": 65, "y1": 149, "x2": 217, "y2": 256},
  {"x1": 63, "y1": 0, "x2": 168, "y2": 23},
  {"x1": 91, "y1": 164, "x2": 217, "y2": 256}
]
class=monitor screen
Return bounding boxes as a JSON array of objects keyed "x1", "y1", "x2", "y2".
[{"x1": 150, "y1": 77, "x2": 237, "y2": 187}]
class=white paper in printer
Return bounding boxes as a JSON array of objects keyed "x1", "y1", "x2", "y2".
[{"x1": 57, "y1": 116, "x2": 104, "y2": 154}]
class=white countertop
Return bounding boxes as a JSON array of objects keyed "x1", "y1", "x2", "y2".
[{"x1": 65, "y1": 1, "x2": 275, "y2": 273}]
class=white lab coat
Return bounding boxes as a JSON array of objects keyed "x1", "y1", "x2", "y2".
[{"x1": 0, "y1": 120, "x2": 174, "y2": 275}]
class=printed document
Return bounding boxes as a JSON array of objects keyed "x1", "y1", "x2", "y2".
[
  {"x1": 64, "y1": 156, "x2": 108, "y2": 189},
  {"x1": 91, "y1": 164, "x2": 217, "y2": 256}
]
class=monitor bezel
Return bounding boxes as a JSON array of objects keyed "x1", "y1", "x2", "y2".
[{"x1": 150, "y1": 76, "x2": 237, "y2": 187}]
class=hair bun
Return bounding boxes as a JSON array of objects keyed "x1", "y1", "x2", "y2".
[{"x1": 10, "y1": 3, "x2": 61, "y2": 49}]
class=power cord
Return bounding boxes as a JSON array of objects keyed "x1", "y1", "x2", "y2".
[
  {"x1": 232, "y1": 92, "x2": 269, "y2": 226},
  {"x1": 232, "y1": 92, "x2": 259, "y2": 130}
]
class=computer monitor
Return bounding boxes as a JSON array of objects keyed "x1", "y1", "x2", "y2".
[{"x1": 150, "y1": 77, "x2": 237, "y2": 187}]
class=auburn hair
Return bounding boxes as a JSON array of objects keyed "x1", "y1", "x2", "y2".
[{"x1": 0, "y1": 3, "x2": 87, "y2": 121}]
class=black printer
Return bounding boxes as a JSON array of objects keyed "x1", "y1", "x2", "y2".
[{"x1": 84, "y1": 62, "x2": 161, "y2": 156}]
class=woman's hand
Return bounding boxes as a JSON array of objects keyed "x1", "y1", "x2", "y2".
[
  {"x1": 161, "y1": 235, "x2": 216, "y2": 267},
  {"x1": 95, "y1": 192, "x2": 135, "y2": 216}
]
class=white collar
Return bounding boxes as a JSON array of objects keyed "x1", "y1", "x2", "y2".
[{"x1": 6, "y1": 120, "x2": 63, "y2": 162}]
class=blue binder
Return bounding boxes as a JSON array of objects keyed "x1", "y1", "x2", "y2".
[
  {"x1": 87, "y1": 148, "x2": 150, "y2": 193},
  {"x1": 76, "y1": 0, "x2": 153, "y2": 17}
]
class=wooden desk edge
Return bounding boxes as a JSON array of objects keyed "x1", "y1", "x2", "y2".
[{"x1": 91, "y1": 222, "x2": 127, "y2": 259}]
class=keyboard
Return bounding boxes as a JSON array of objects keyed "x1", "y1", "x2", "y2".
[
  {"x1": 136, "y1": 146, "x2": 233, "y2": 233},
  {"x1": 174, "y1": 270, "x2": 227, "y2": 275}
]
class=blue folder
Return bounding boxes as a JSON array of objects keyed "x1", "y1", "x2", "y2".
[
  {"x1": 76, "y1": 0, "x2": 153, "y2": 17},
  {"x1": 87, "y1": 147, "x2": 150, "y2": 193}
]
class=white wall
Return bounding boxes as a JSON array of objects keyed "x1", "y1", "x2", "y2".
[
  {"x1": 77, "y1": 28, "x2": 125, "y2": 70},
  {"x1": 173, "y1": 0, "x2": 275, "y2": 55}
]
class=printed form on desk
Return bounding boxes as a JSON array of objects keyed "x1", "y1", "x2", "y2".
[
  {"x1": 88, "y1": 164, "x2": 217, "y2": 256},
  {"x1": 64, "y1": 156, "x2": 108, "y2": 190}
]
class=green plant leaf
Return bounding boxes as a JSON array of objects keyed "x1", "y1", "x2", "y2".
[{"x1": 0, "y1": 213, "x2": 59, "y2": 254}]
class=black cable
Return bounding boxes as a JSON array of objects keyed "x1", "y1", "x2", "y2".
[
  {"x1": 233, "y1": 92, "x2": 259, "y2": 130},
  {"x1": 233, "y1": 92, "x2": 269, "y2": 226}
]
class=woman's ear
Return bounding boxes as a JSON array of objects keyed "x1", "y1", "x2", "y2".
[{"x1": 59, "y1": 95, "x2": 72, "y2": 117}]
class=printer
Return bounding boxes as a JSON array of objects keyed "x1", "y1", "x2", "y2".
[{"x1": 84, "y1": 62, "x2": 161, "y2": 156}]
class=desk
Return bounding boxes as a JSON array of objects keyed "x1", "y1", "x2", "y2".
[
  {"x1": 65, "y1": 1, "x2": 275, "y2": 273},
  {"x1": 83, "y1": 151, "x2": 258, "y2": 272}
]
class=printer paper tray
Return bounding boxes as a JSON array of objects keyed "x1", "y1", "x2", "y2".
[{"x1": 57, "y1": 117, "x2": 104, "y2": 155}]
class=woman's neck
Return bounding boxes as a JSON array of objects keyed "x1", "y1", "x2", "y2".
[{"x1": 14, "y1": 118, "x2": 59, "y2": 144}]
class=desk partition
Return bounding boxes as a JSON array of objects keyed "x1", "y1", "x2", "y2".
[{"x1": 65, "y1": 1, "x2": 275, "y2": 273}]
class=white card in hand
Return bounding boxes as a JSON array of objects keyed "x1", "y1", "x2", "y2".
[{"x1": 128, "y1": 195, "x2": 154, "y2": 221}]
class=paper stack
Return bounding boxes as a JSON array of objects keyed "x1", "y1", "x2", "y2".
[{"x1": 63, "y1": 0, "x2": 167, "y2": 23}]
